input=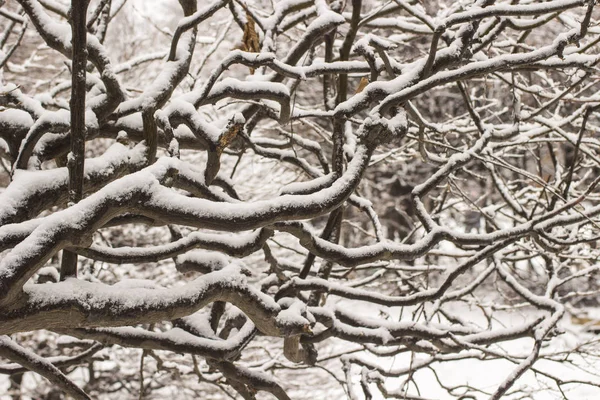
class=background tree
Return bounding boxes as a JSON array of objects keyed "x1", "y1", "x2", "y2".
[{"x1": 1, "y1": 0, "x2": 600, "y2": 399}]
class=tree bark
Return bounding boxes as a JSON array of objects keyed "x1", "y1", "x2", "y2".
[{"x1": 61, "y1": 0, "x2": 89, "y2": 281}]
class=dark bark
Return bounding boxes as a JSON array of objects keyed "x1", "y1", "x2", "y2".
[{"x1": 61, "y1": 0, "x2": 89, "y2": 281}]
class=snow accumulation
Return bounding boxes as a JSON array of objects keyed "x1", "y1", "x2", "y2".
[{"x1": 2, "y1": 0, "x2": 600, "y2": 398}]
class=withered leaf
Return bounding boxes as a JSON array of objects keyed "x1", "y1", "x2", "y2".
[
  {"x1": 218, "y1": 123, "x2": 242, "y2": 154},
  {"x1": 355, "y1": 76, "x2": 369, "y2": 93},
  {"x1": 241, "y1": 11, "x2": 260, "y2": 74},
  {"x1": 205, "y1": 118, "x2": 243, "y2": 185}
]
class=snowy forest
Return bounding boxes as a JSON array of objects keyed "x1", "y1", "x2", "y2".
[{"x1": 1, "y1": 0, "x2": 600, "y2": 398}]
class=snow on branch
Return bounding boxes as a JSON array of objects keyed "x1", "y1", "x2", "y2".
[{"x1": 1, "y1": 0, "x2": 600, "y2": 398}]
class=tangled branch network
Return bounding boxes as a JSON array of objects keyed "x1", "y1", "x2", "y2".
[{"x1": 0, "y1": 0, "x2": 600, "y2": 398}]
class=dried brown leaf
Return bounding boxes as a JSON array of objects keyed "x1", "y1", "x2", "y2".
[
  {"x1": 219, "y1": 124, "x2": 242, "y2": 153},
  {"x1": 241, "y1": 11, "x2": 260, "y2": 73},
  {"x1": 355, "y1": 76, "x2": 369, "y2": 93}
]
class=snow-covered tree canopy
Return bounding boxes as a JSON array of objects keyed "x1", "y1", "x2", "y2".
[{"x1": 1, "y1": 0, "x2": 600, "y2": 398}]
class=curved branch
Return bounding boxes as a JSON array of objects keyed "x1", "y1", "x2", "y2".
[{"x1": 0, "y1": 336, "x2": 90, "y2": 400}]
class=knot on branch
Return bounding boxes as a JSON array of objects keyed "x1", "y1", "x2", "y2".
[
  {"x1": 275, "y1": 297, "x2": 313, "y2": 336},
  {"x1": 359, "y1": 110, "x2": 408, "y2": 148}
]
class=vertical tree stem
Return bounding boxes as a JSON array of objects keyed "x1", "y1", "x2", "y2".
[{"x1": 61, "y1": 0, "x2": 89, "y2": 281}]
